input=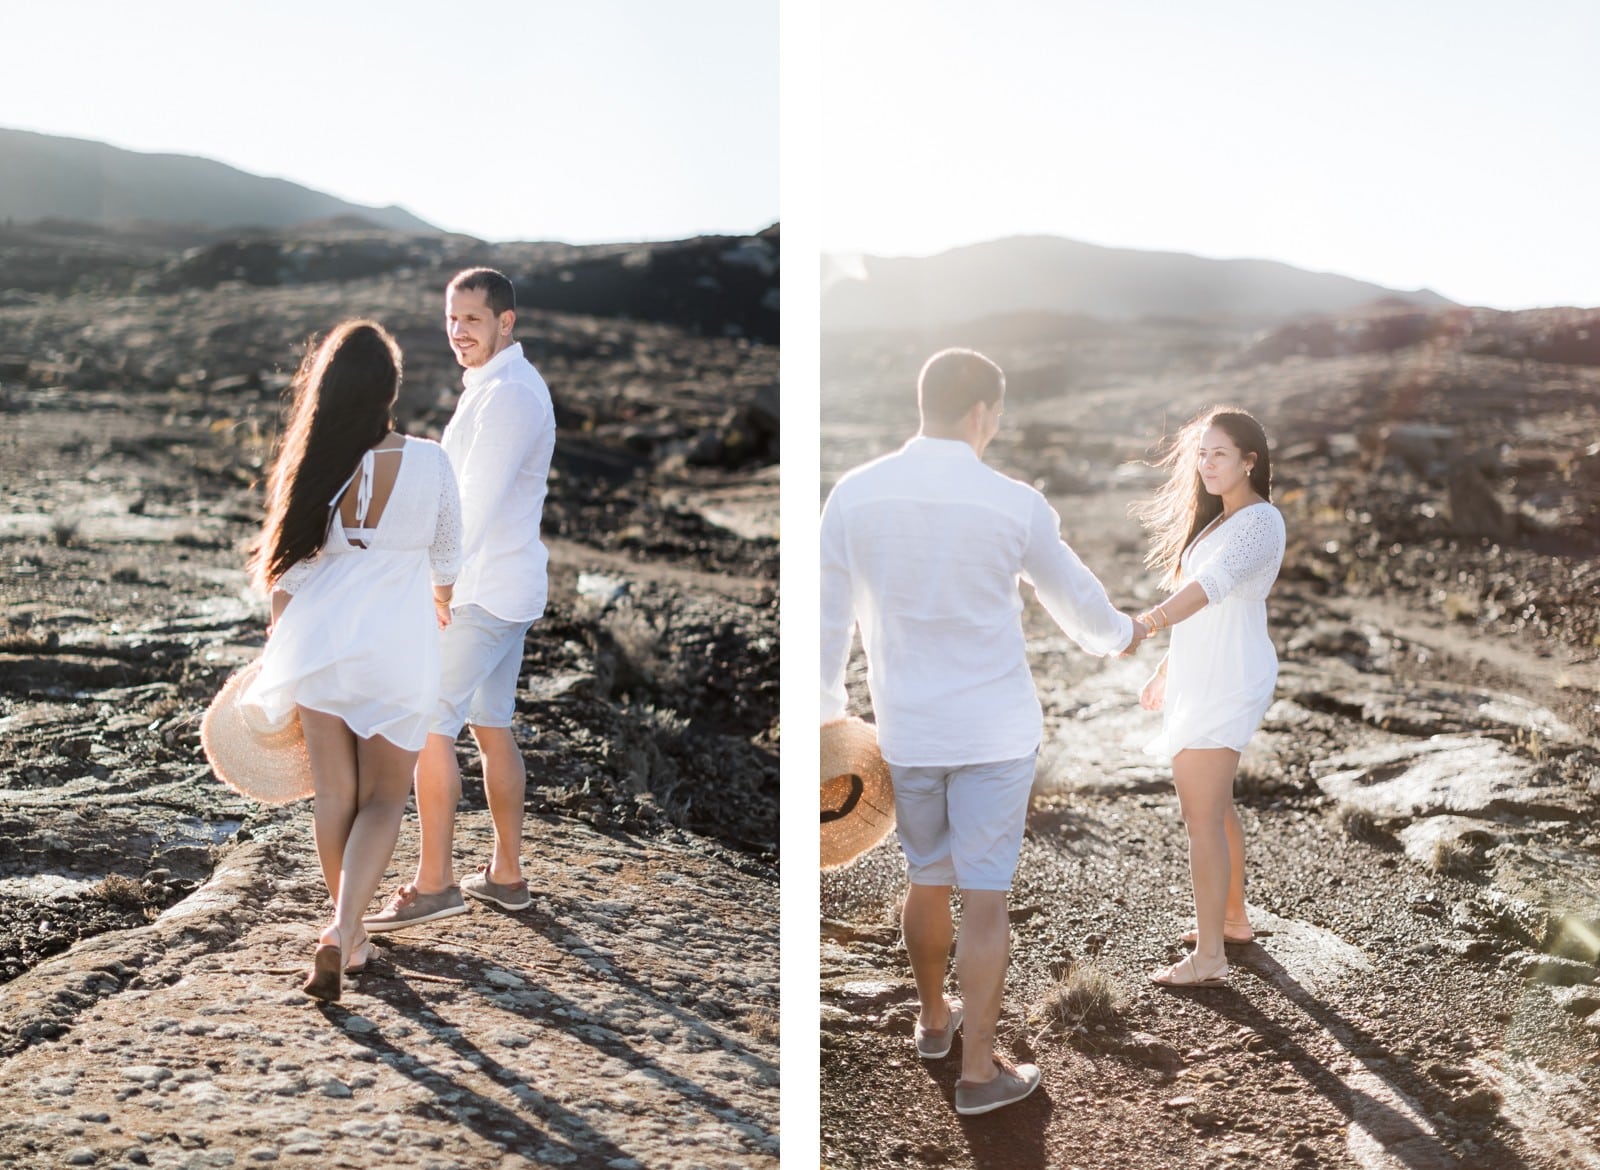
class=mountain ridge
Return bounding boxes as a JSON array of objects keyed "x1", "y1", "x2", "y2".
[
  {"x1": 822, "y1": 234, "x2": 1456, "y2": 331},
  {"x1": 0, "y1": 126, "x2": 438, "y2": 234}
]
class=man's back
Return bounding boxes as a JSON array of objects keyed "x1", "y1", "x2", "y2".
[{"x1": 822, "y1": 437, "x2": 1130, "y2": 767}]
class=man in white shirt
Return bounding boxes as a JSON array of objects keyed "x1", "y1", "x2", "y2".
[
  {"x1": 820, "y1": 348, "x2": 1143, "y2": 1115},
  {"x1": 366, "y1": 268, "x2": 556, "y2": 932}
]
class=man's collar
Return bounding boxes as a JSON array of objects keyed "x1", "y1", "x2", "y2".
[
  {"x1": 463, "y1": 341, "x2": 524, "y2": 389},
  {"x1": 905, "y1": 435, "x2": 979, "y2": 459}
]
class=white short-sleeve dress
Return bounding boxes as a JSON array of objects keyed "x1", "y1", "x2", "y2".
[
  {"x1": 243, "y1": 437, "x2": 462, "y2": 751},
  {"x1": 1147, "y1": 502, "x2": 1285, "y2": 760}
]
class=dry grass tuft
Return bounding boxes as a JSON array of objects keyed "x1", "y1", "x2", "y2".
[
  {"x1": 1031, "y1": 960, "x2": 1124, "y2": 1036},
  {"x1": 1339, "y1": 807, "x2": 1388, "y2": 844},
  {"x1": 736, "y1": 1008, "x2": 780, "y2": 1043},
  {"x1": 1430, "y1": 837, "x2": 1480, "y2": 876},
  {"x1": 94, "y1": 873, "x2": 149, "y2": 910},
  {"x1": 50, "y1": 515, "x2": 80, "y2": 547}
]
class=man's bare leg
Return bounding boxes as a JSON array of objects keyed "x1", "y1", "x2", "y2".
[
  {"x1": 955, "y1": 889, "x2": 1009, "y2": 1083},
  {"x1": 412, "y1": 732, "x2": 462, "y2": 894},
  {"x1": 471, "y1": 723, "x2": 526, "y2": 883},
  {"x1": 902, "y1": 883, "x2": 955, "y2": 1031}
]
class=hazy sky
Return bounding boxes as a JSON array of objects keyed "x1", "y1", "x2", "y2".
[
  {"x1": 821, "y1": 0, "x2": 1600, "y2": 309},
  {"x1": 1, "y1": 1, "x2": 776, "y2": 244}
]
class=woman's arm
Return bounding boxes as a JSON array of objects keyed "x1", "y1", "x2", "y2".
[
  {"x1": 1135, "y1": 580, "x2": 1209, "y2": 638},
  {"x1": 269, "y1": 588, "x2": 291, "y2": 631},
  {"x1": 1140, "y1": 649, "x2": 1171, "y2": 710},
  {"x1": 429, "y1": 445, "x2": 462, "y2": 629},
  {"x1": 1137, "y1": 507, "x2": 1284, "y2": 637},
  {"x1": 819, "y1": 487, "x2": 858, "y2": 722}
]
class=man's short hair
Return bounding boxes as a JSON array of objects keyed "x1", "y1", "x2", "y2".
[
  {"x1": 917, "y1": 348, "x2": 1005, "y2": 427},
  {"x1": 448, "y1": 267, "x2": 516, "y2": 317}
]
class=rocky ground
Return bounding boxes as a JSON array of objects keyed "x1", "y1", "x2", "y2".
[
  {"x1": 820, "y1": 306, "x2": 1600, "y2": 1169},
  {"x1": 0, "y1": 813, "x2": 777, "y2": 1169},
  {"x1": 0, "y1": 223, "x2": 779, "y2": 1167}
]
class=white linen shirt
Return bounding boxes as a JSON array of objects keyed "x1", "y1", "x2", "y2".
[
  {"x1": 821, "y1": 437, "x2": 1135, "y2": 767},
  {"x1": 440, "y1": 342, "x2": 555, "y2": 623}
]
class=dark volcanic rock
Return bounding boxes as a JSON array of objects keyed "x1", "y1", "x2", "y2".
[
  {"x1": 155, "y1": 233, "x2": 464, "y2": 291},
  {"x1": 1448, "y1": 464, "x2": 1515, "y2": 538},
  {"x1": 0, "y1": 223, "x2": 779, "y2": 998},
  {"x1": 515, "y1": 228, "x2": 780, "y2": 343}
]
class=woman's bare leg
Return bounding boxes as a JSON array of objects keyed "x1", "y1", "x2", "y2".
[
  {"x1": 330, "y1": 733, "x2": 419, "y2": 962},
  {"x1": 1167, "y1": 747, "x2": 1242, "y2": 975},
  {"x1": 300, "y1": 707, "x2": 359, "y2": 907},
  {"x1": 1223, "y1": 802, "x2": 1250, "y2": 927}
]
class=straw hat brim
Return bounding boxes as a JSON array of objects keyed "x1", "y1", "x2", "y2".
[
  {"x1": 820, "y1": 716, "x2": 896, "y2": 871},
  {"x1": 200, "y1": 660, "x2": 313, "y2": 804}
]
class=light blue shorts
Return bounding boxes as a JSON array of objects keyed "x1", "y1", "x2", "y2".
[
  {"x1": 888, "y1": 752, "x2": 1037, "y2": 892},
  {"x1": 432, "y1": 604, "x2": 533, "y2": 738}
]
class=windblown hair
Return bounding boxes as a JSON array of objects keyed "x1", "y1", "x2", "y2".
[
  {"x1": 917, "y1": 348, "x2": 1005, "y2": 428},
  {"x1": 448, "y1": 266, "x2": 516, "y2": 317},
  {"x1": 1132, "y1": 406, "x2": 1273, "y2": 590},
  {"x1": 247, "y1": 320, "x2": 401, "y2": 592}
]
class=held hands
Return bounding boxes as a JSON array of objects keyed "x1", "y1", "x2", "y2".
[
  {"x1": 1120, "y1": 612, "x2": 1147, "y2": 657},
  {"x1": 1122, "y1": 602, "x2": 1178, "y2": 659}
]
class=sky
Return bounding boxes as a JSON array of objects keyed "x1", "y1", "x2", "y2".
[
  {"x1": 820, "y1": 0, "x2": 1600, "y2": 310},
  {"x1": 0, "y1": 0, "x2": 776, "y2": 244}
]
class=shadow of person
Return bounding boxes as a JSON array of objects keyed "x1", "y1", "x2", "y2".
[
  {"x1": 314, "y1": 989, "x2": 617, "y2": 1165},
  {"x1": 365, "y1": 936, "x2": 773, "y2": 1123},
  {"x1": 1182, "y1": 946, "x2": 1531, "y2": 1170}
]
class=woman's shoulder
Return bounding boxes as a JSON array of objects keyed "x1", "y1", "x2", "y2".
[
  {"x1": 1227, "y1": 501, "x2": 1286, "y2": 548},
  {"x1": 396, "y1": 434, "x2": 449, "y2": 463},
  {"x1": 1239, "y1": 501, "x2": 1285, "y2": 529}
]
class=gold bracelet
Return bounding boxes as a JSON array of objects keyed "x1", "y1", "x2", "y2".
[{"x1": 1155, "y1": 603, "x2": 1170, "y2": 631}]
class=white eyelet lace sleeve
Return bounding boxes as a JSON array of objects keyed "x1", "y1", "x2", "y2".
[
  {"x1": 275, "y1": 556, "x2": 318, "y2": 596},
  {"x1": 1192, "y1": 505, "x2": 1285, "y2": 605},
  {"x1": 429, "y1": 445, "x2": 463, "y2": 587}
]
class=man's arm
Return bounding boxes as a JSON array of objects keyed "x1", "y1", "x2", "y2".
[
  {"x1": 820, "y1": 489, "x2": 857, "y2": 722},
  {"x1": 1021, "y1": 495, "x2": 1139, "y2": 656}
]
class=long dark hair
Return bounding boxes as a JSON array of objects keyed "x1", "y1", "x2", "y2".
[
  {"x1": 248, "y1": 320, "x2": 400, "y2": 591},
  {"x1": 1132, "y1": 406, "x2": 1272, "y2": 590}
]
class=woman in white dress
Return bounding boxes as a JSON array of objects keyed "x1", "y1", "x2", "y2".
[
  {"x1": 1132, "y1": 407, "x2": 1284, "y2": 988},
  {"x1": 243, "y1": 320, "x2": 462, "y2": 1001}
]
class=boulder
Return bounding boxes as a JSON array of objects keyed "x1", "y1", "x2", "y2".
[{"x1": 1448, "y1": 465, "x2": 1515, "y2": 539}]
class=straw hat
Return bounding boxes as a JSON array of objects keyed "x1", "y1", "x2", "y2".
[
  {"x1": 820, "y1": 717, "x2": 896, "y2": 870},
  {"x1": 200, "y1": 660, "x2": 313, "y2": 803}
]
